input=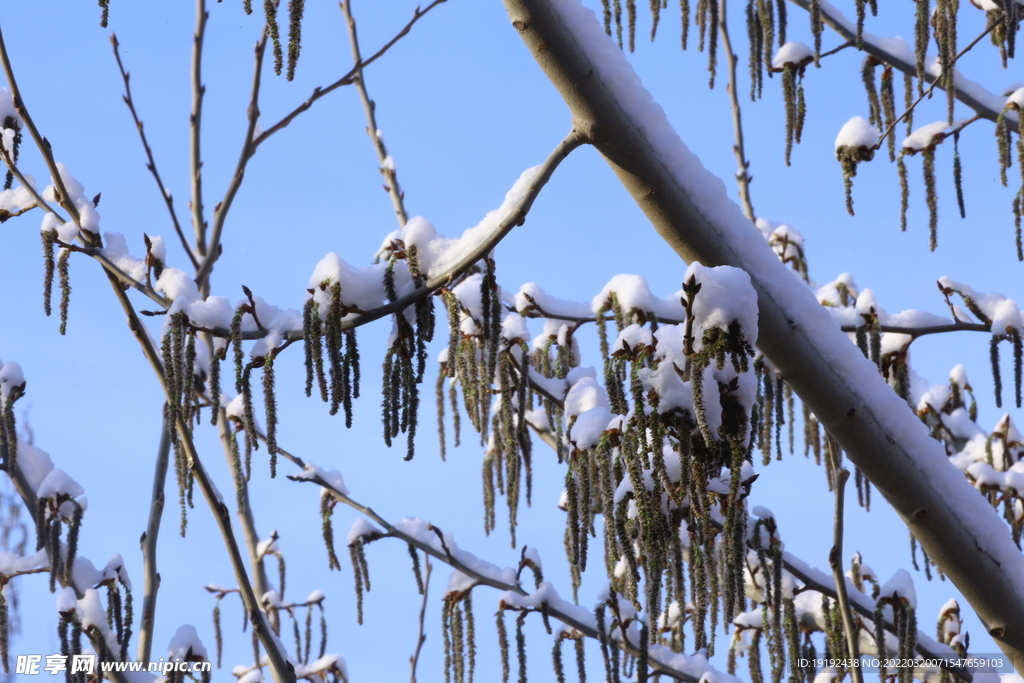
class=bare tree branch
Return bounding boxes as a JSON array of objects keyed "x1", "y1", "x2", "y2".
[
  {"x1": 340, "y1": 0, "x2": 410, "y2": 228},
  {"x1": 111, "y1": 34, "x2": 200, "y2": 271},
  {"x1": 190, "y1": 0, "x2": 210, "y2": 258},
  {"x1": 252, "y1": 1, "x2": 448, "y2": 149},
  {"x1": 138, "y1": 416, "x2": 171, "y2": 663}
]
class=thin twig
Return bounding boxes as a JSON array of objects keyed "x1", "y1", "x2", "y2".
[
  {"x1": 195, "y1": 27, "x2": 269, "y2": 291},
  {"x1": 826, "y1": 435, "x2": 864, "y2": 683},
  {"x1": 190, "y1": 0, "x2": 209, "y2": 258},
  {"x1": 874, "y1": 31, "x2": 990, "y2": 154},
  {"x1": 717, "y1": 0, "x2": 755, "y2": 221},
  {"x1": 409, "y1": 554, "x2": 432, "y2": 683},
  {"x1": 111, "y1": 34, "x2": 199, "y2": 271},
  {"x1": 253, "y1": 0, "x2": 447, "y2": 148},
  {"x1": 138, "y1": 415, "x2": 171, "y2": 663},
  {"x1": 340, "y1": 0, "x2": 409, "y2": 228}
]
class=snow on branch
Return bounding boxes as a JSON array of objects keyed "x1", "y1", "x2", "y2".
[{"x1": 504, "y1": 0, "x2": 1024, "y2": 663}]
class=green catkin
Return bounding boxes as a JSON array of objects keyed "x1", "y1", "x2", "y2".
[
  {"x1": 292, "y1": 620, "x2": 302, "y2": 666},
  {"x1": 783, "y1": 65, "x2": 798, "y2": 166},
  {"x1": 627, "y1": 0, "x2": 637, "y2": 51},
  {"x1": 287, "y1": 0, "x2": 305, "y2": 81},
  {"x1": 998, "y1": 111, "x2": 1012, "y2": 188},
  {"x1": 210, "y1": 346, "x2": 223, "y2": 426},
  {"x1": 262, "y1": 357, "x2": 278, "y2": 475},
  {"x1": 42, "y1": 230, "x2": 55, "y2": 316},
  {"x1": 63, "y1": 503, "x2": 82, "y2": 588},
  {"x1": 265, "y1": 0, "x2": 283, "y2": 75},
  {"x1": 707, "y1": 0, "x2": 719, "y2": 88},
  {"x1": 758, "y1": 0, "x2": 775, "y2": 74},
  {"x1": 57, "y1": 249, "x2": 71, "y2": 335},
  {"x1": 862, "y1": 59, "x2": 881, "y2": 129},
  {"x1": 992, "y1": 336, "x2": 1004, "y2": 408},
  {"x1": 923, "y1": 149, "x2": 939, "y2": 251},
  {"x1": 241, "y1": 364, "x2": 258, "y2": 465},
  {"x1": 748, "y1": 0, "x2": 764, "y2": 100},
  {"x1": 497, "y1": 611, "x2": 510, "y2": 683},
  {"x1": 914, "y1": 0, "x2": 927, "y2": 95},
  {"x1": 596, "y1": 605, "x2": 615, "y2": 683},
  {"x1": 553, "y1": 637, "x2": 566, "y2": 683},
  {"x1": 953, "y1": 133, "x2": 966, "y2": 220},
  {"x1": 304, "y1": 606, "x2": 313, "y2": 664},
  {"x1": 321, "y1": 493, "x2": 341, "y2": 571},
  {"x1": 231, "y1": 308, "x2": 245, "y2": 393},
  {"x1": 809, "y1": 0, "x2": 822, "y2": 64},
  {"x1": 681, "y1": 0, "x2": 690, "y2": 50},
  {"x1": 466, "y1": 593, "x2": 477, "y2": 683},
  {"x1": 213, "y1": 602, "x2": 223, "y2": 667},
  {"x1": 881, "y1": 67, "x2": 897, "y2": 161},
  {"x1": 898, "y1": 153, "x2": 910, "y2": 232},
  {"x1": 350, "y1": 542, "x2": 366, "y2": 625},
  {"x1": 748, "y1": 630, "x2": 763, "y2": 683},
  {"x1": 615, "y1": 0, "x2": 623, "y2": 48},
  {"x1": 319, "y1": 606, "x2": 328, "y2": 659},
  {"x1": 638, "y1": 622, "x2": 649, "y2": 682},
  {"x1": 98, "y1": 0, "x2": 110, "y2": 27},
  {"x1": 183, "y1": 331, "x2": 196, "y2": 425},
  {"x1": 575, "y1": 638, "x2": 586, "y2": 683},
  {"x1": 328, "y1": 283, "x2": 345, "y2": 417},
  {"x1": 303, "y1": 299, "x2": 315, "y2": 397},
  {"x1": 603, "y1": 0, "x2": 612, "y2": 34},
  {"x1": 1015, "y1": 331, "x2": 1023, "y2": 408}
]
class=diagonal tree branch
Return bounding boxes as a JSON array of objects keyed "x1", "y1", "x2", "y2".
[{"x1": 503, "y1": 0, "x2": 1024, "y2": 661}]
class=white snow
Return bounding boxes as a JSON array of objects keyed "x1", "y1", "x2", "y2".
[
  {"x1": 835, "y1": 117, "x2": 880, "y2": 150},
  {"x1": 772, "y1": 41, "x2": 814, "y2": 68},
  {"x1": 167, "y1": 624, "x2": 209, "y2": 661},
  {"x1": 347, "y1": 518, "x2": 383, "y2": 543},
  {"x1": 878, "y1": 568, "x2": 917, "y2": 609}
]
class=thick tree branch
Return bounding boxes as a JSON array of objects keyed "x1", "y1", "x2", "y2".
[{"x1": 503, "y1": 0, "x2": 1024, "y2": 661}]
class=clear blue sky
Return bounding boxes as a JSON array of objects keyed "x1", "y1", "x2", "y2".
[{"x1": 0, "y1": 0, "x2": 1019, "y2": 680}]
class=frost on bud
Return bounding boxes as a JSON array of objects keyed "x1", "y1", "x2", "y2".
[{"x1": 834, "y1": 117, "x2": 879, "y2": 217}]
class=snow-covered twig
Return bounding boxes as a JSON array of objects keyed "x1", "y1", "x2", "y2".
[
  {"x1": 198, "y1": 128, "x2": 586, "y2": 342},
  {"x1": 137, "y1": 419, "x2": 171, "y2": 663},
  {"x1": 189, "y1": 0, "x2": 209, "y2": 263},
  {"x1": 340, "y1": 0, "x2": 409, "y2": 228},
  {"x1": 110, "y1": 34, "x2": 199, "y2": 271}
]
